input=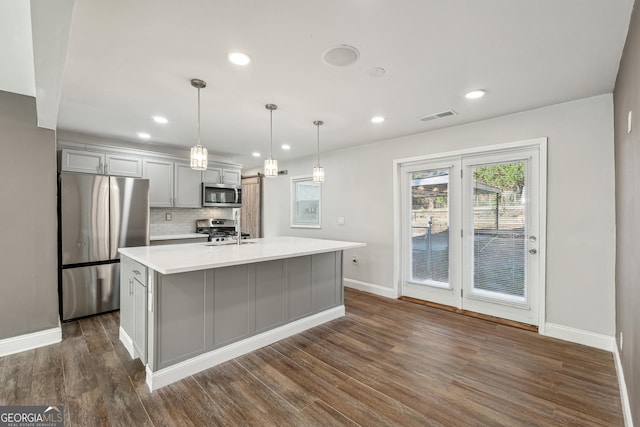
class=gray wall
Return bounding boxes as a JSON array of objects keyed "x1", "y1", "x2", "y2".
[
  {"x1": 261, "y1": 94, "x2": 616, "y2": 337},
  {"x1": 613, "y1": 2, "x2": 640, "y2": 424},
  {"x1": 0, "y1": 91, "x2": 58, "y2": 339}
]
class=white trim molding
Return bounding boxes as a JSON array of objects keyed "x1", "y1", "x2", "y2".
[
  {"x1": 613, "y1": 346, "x2": 634, "y2": 427},
  {"x1": 0, "y1": 326, "x2": 62, "y2": 357},
  {"x1": 344, "y1": 278, "x2": 398, "y2": 299},
  {"x1": 119, "y1": 327, "x2": 136, "y2": 359},
  {"x1": 145, "y1": 306, "x2": 345, "y2": 391},
  {"x1": 543, "y1": 322, "x2": 616, "y2": 352}
]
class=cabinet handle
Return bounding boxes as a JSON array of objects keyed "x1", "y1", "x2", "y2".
[
  {"x1": 133, "y1": 269, "x2": 141, "y2": 275},
  {"x1": 129, "y1": 279, "x2": 133, "y2": 296}
]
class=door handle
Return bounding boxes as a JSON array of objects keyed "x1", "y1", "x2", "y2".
[{"x1": 529, "y1": 249, "x2": 537, "y2": 255}]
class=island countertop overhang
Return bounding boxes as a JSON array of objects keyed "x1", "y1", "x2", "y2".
[{"x1": 118, "y1": 236, "x2": 366, "y2": 274}]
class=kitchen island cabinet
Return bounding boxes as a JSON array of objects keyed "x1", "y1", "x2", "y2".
[
  {"x1": 120, "y1": 256, "x2": 148, "y2": 363},
  {"x1": 118, "y1": 236, "x2": 365, "y2": 391}
]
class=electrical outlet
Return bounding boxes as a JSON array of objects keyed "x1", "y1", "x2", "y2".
[
  {"x1": 165, "y1": 212, "x2": 172, "y2": 221},
  {"x1": 352, "y1": 256, "x2": 358, "y2": 265},
  {"x1": 620, "y1": 332, "x2": 624, "y2": 351}
]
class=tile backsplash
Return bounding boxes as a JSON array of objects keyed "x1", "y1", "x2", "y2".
[{"x1": 150, "y1": 207, "x2": 235, "y2": 235}]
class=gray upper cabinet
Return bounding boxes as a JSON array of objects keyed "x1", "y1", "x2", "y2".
[
  {"x1": 174, "y1": 162, "x2": 202, "y2": 208},
  {"x1": 222, "y1": 168, "x2": 241, "y2": 185},
  {"x1": 61, "y1": 148, "x2": 105, "y2": 174},
  {"x1": 202, "y1": 167, "x2": 222, "y2": 184},
  {"x1": 143, "y1": 159, "x2": 202, "y2": 208},
  {"x1": 61, "y1": 148, "x2": 143, "y2": 177},
  {"x1": 143, "y1": 159, "x2": 174, "y2": 207},
  {"x1": 203, "y1": 164, "x2": 241, "y2": 185},
  {"x1": 105, "y1": 154, "x2": 143, "y2": 177},
  {"x1": 59, "y1": 144, "x2": 241, "y2": 208}
]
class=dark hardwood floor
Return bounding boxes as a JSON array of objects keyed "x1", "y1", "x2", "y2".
[{"x1": 0, "y1": 288, "x2": 623, "y2": 426}]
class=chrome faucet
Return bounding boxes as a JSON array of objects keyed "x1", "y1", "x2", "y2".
[{"x1": 235, "y1": 209, "x2": 241, "y2": 246}]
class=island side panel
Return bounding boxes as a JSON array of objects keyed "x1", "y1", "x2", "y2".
[
  {"x1": 156, "y1": 270, "x2": 207, "y2": 369},
  {"x1": 312, "y1": 251, "x2": 343, "y2": 312},
  {"x1": 254, "y1": 259, "x2": 286, "y2": 333},
  {"x1": 150, "y1": 251, "x2": 345, "y2": 373},
  {"x1": 287, "y1": 255, "x2": 313, "y2": 321},
  {"x1": 213, "y1": 264, "x2": 251, "y2": 347}
]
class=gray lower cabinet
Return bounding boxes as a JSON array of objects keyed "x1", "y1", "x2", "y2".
[
  {"x1": 133, "y1": 277, "x2": 148, "y2": 362},
  {"x1": 120, "y1": 257, "x2": 134, "y2": 336},
  {"x1": 151, "y1": 251, "x2": 343, "y2": 371},
  {"x1": 120, "y1": 256, "x2": 148, "y2": 363}
]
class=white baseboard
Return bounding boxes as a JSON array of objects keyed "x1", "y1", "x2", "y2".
[
  {"x1": 119, "y1": 327, "x2": 135, "y2": 359},
  {"x1": 0, "y1": 326, "x2": 62, "y2": 357},
  {"x1": 146, "y1": 305, "x2": 345, "y2": 391},
  {"x1": 543, "y1": 322, "x2": 616, "y2": 352},
  {"x1": 344, "y1": 278, "x2": 397, "y2": 299},
  {"x1": 613, "y1": 345, "x2": 634, "y2": 427}
]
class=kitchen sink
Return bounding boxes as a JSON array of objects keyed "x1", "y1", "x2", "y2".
[{"x1": 204, "y1": 240, "x2": 257, "y2": 246}]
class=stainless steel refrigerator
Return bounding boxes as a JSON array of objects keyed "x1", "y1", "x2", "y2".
[{"x1": 58, "y1": 173, "x2": 149, "y2": 321}]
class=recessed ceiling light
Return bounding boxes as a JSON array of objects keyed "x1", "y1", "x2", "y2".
[
  {"x1": 371, "y1": 116, "x2": 385, "y2": 124},
  {"x1": 281, "y1": 144, "x2": 291, "y2": 150},
  {"x1": 137, "y1": 132, "x2": 151, "y2": 140},
  {"x1": 228, "y1": 51, "x2": 252, "y2": 66},
  {"x1": 152, "y1": 116, "x2": 168, "y2": 124},
  {"x1": 252, "y1": 152, "x2": 261, "y2": 157},
  {"x1": 465, "y1": 89, "x2": 486, "y2": 99}
]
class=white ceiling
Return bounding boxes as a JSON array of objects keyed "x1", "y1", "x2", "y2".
[{"x1": 8, "y1": 0, "x2": 637, "y2": 168}]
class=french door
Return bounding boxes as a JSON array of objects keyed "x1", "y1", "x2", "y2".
[{"x1": 400, "y1": 142, "x2": 544, "y2": 326}]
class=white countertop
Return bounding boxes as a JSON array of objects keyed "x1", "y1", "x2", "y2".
[
  {"x1": 149, "y1": 233, "x2": 206, "y2": 241},
  {"x1": 119, "y1": 236, "x2": 366, "y2": 274}
]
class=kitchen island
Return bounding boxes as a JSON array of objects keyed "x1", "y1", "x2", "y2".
[{"x1": 118, "y1": 236, "x2": 365, "y2": 391}]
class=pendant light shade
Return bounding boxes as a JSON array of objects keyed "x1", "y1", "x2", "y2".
[
  {"x1": 264, "y1": 104, "x2": 278, "y2": 177},
  {"x1": 313, "y1": 120, "x2": 325, "y2": 183},
  {"x1": 190, "y1": 79, "x2": 208, "y2": 170},
  {"x1": 264, "y1": 157, "x2": 278, "y2": 177}
]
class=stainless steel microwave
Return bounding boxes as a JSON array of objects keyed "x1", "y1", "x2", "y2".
[{"x1": 202, "y1": 183, "x2": 242, "y2": 207}]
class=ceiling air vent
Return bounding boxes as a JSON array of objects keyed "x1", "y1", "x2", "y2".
[{"x1": 418, "y1": 109, "x2": 457, "y2": 122}]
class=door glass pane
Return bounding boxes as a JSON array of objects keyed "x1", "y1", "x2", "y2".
[
  {"x1": 410, "y1": 169, "x2": 449, "y2": 286},
  {"x1": 471, "y1": 161, "x2": 526, "y2": 300}
]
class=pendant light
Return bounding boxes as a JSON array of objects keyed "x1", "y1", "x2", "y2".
[
  {"x1": 313, "y1": 120, "x2": 325, "y2": 182},
  {"x1": 190, "y1": 79, "x2": 208, "y2": 170},
  {"x1": 264, "y1": 104, "x2": 278, "y2": 177}
]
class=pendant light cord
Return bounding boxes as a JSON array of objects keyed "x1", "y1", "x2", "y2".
[
  {"x1": 316, "y1": 124, "x2": 320, "y2": 164},
  {"x1": 269, "y1": 109, "x2": 273, "y2": 158},
  {"x1": 197, "y1": 87, "x2": 201, "y2": 146}
]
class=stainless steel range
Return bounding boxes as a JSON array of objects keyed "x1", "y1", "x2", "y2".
[{"x1": 195, "y1": 218, "x2": 250, "y2": 244}]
